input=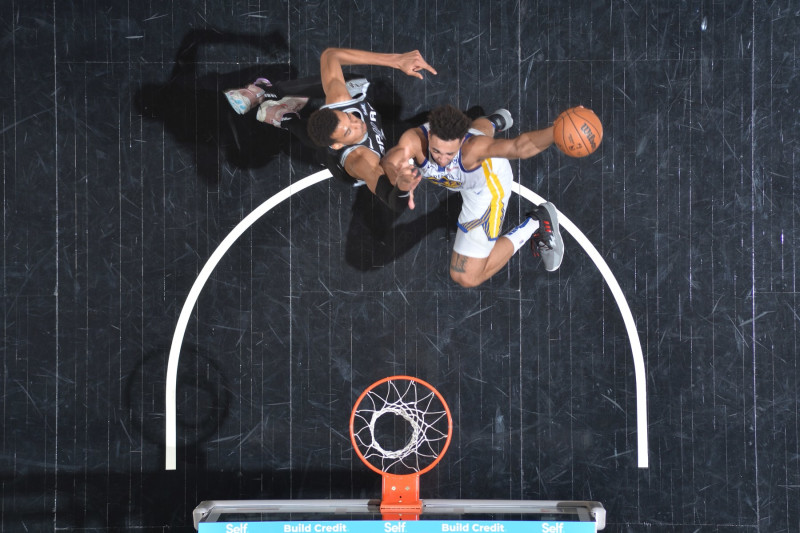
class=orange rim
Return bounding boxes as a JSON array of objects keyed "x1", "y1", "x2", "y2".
[{"x1": 349, "y1": 375, "x2": 453, "y2": 478}]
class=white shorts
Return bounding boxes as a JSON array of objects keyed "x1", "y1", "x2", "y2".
[{"x1": 452, "y1": 158, "x2": 514, "y2": 259}]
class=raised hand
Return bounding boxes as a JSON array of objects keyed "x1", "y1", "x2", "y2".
[{"x1": 396, "y1": 50, "x2": 438, "y2": 79}]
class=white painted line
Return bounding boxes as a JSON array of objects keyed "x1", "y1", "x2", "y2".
[
  {"x1": 514, "y1": 182, "x2": 648, "y2": 468},
  {"x1": 166, "y1": 174, "x2": 649, "y2": 469},
  {"x1": 165, "y1": 169, "x2": 332, "y2": 469}
]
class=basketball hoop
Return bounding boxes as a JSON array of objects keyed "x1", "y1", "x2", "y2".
[
  {"x1": 196, "y1": 375, "x2": 607, "y2": 530},
  {"x1": 350, "y1": 376, "x2": 453, "y2": 520}
]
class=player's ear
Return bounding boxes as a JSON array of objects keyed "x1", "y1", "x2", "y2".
[{"x1": 330, "y1": 142, "x2": 344, "y2": 150}]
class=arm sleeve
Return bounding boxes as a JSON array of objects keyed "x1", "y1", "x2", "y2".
[{"x1": 374, "y1": 174, "x2": 410, "y2": 213}]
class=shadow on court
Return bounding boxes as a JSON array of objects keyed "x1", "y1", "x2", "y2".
[{"x1": 133, "y1": 29, "x2": 309, "y2": 186}]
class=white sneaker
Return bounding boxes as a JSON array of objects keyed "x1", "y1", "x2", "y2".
[
  {"x1": 256, "y1": 96, "x2": 309, "y2": 127},
  {"x1": 223, "y1": 78, "x2": 273, "y2": 114}
]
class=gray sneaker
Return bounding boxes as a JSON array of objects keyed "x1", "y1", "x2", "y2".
[
  {"x1": 487, "y1": 109, "x2": 513, "y2": 132},
  {"x1": 528, "y1": 202, "x2": 564, "y2": 272}
]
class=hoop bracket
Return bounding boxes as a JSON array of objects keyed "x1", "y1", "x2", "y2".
[
  {"x1": 380, "y1": 473, "x2": 421, "y2": 520},
  {"x1": 350, "y1": 376, "x2": 452, "y2": 521}
]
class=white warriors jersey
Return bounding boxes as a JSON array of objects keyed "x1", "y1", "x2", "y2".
[
  {"x1": 417, "y1": 125, "x2": 493, "y2": 190},
  {"x1": 417, "y1": 123, "x2": 513, "y2": 241}
]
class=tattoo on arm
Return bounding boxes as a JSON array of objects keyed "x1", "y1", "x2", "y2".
[{"x1": 450, "y1": 253, "x2": 468, "y2": 273}]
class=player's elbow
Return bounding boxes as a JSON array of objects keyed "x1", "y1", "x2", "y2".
[{"x1": 319, "y1": 47, "x2": 343, "y2": 66}]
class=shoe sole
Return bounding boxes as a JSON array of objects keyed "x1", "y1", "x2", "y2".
[{"x1": 224, "y1": 91, "x2": 251, "y2": 114}]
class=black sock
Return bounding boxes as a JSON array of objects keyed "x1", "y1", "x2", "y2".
[{"x1": 486, "y1": 112, "x2": 507, "y2": 131}]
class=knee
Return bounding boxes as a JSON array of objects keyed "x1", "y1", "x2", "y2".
[
  {"x1": 470, "y1": 117, "x2": 494, "y2": 137},
  {"x1": 450, "y1": 270, "x2": 481, "y2": 288}
]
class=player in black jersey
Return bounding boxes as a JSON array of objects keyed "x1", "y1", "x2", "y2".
[
  {"x1": 224, "y1": 47, "x2": 435, "y2": 212},
  {"x1": 305, "y1": 48, "x2": 433, "y2": 211}
]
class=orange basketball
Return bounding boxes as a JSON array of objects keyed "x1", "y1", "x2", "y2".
[{"x1": 553, "y1": 106, "x2": 603, "y2": 157}]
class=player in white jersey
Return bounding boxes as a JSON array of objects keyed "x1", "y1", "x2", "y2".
[
  {"x1": 224, "y1": 48, "x2": 434, "y2": 211},
  {"x1": 383, "y1": 104, "x2": 564, "y2": 288}
]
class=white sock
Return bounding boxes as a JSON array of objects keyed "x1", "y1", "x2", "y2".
[{"x1": 503, "y1": 217, "x2": 539, "y2": 253}]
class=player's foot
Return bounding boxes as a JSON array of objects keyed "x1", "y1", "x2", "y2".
[
  {"x1": 528, "y1": 202, "x2": 564, "y2": 272},
  {"x1": 256, "y1": 96, "x2": 309, "y2": 127},
  {"x1": 223, "y1": 78, "x2": 273, "y2": 114},
  {"x1": 486, "y1": 109, "x2": 513, "y2": 132}
]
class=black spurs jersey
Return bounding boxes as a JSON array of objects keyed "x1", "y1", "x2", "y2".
[{"x1": 322, "y1": 81, "x2": 387, "y2": 172}]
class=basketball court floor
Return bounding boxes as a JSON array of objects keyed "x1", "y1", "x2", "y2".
[{"x1": 2, "y1": 1, "x2": 799, "y2": 531}]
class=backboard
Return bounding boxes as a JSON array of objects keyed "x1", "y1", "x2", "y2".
[
  {"x1": 192, "y1": 498, "x2": 606, "y2": 531},
  {"x1": 193, "y1": 377, "x2": 606, "y2": 532}
]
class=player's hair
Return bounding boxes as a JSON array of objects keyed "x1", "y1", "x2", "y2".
[
  {"x1": 307, "y1": 108, "x2": 339, "y2": 147},
  {"x1": 428, "y1": 105, "x2": 471, "y2": 141}
]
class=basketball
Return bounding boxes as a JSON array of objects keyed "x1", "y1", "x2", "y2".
[{"x1": 553, "y1": 106, "x2": 603, "y2": 157}]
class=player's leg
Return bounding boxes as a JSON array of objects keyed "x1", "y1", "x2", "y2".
[
  {"x1": 255, "y1": 76, "x2": 368, "y2": 127},
  {"x1": 449, "y1": 202, "x2": 563, "y2": 287},
  {"x1": 449, "y1": 233, "x2": 514, "y2": 288},
  {"x1": 225, "y1": 74, "x2": 366, "y2": 126},
  {"x1": 448, "y1": 158, "x2": 517, "y2": 287},
  {"x1": 448, "y1": 159, "x2": 563, "y2": 287}
]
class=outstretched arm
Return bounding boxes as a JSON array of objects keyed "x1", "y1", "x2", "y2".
[
  {"x1": 344, "y1": 149, "x2": 385, "y2": 194},
  {"x1": 462, "y1": 126, "x2": 555, "y2": 167},
  {"x1": 320, "y1": 47, "x2": 437, "y2": 104},
  {"x1": 344, "y1": 147, "x2": 420, "y2": 212},
  {"x1": 380, "y1": 128, "x2": 426, "y2": 210},
  {"x1": 382, "y1": 128, "x2": 426, "y2": 183}
]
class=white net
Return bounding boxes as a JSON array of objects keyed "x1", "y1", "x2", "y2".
[{"x1": 351, "y1": 377, "x2": 451, "y2": 475}]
